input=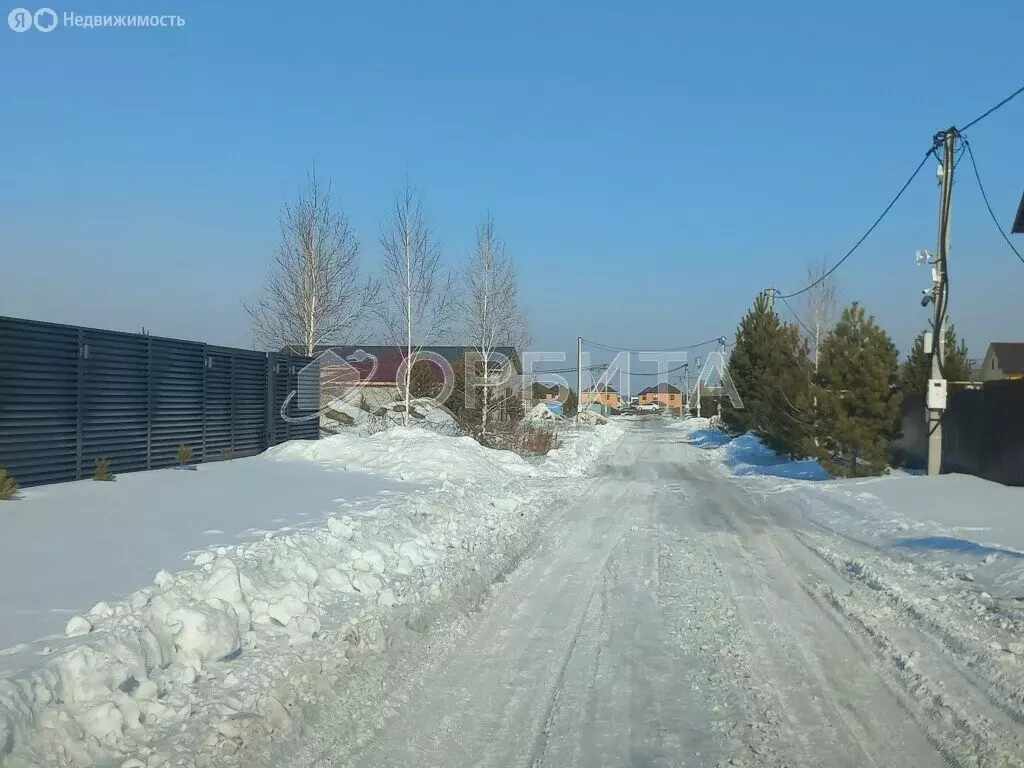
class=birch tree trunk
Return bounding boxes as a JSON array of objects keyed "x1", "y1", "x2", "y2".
[
  {"x1": 455, "y1": 216, "x2": 529, "y2": 437},
  {"x1": 378, "y1": 177, "x2": 451, "y2": 426}
]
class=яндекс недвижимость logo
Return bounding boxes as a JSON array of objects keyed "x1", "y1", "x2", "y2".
[{"x1": 8, "y1": 7, "x2": 57, "y2": 31}]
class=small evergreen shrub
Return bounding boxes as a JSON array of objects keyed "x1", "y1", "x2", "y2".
[
  {"x1": 93, "y1": 457, "x2": 114, "y2": 481},
  {"x1": 177, "y1": 444, "x2": 193, "y2": 467},
  {"x1": 0, "y1": 468, "x2": 19, "y2": 500}
]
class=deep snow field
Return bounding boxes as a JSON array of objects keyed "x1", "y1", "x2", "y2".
[{"x1": 0, "y1": 421, "x2": 622, "y2": 767}]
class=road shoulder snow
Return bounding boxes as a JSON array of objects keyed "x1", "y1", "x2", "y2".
[{"x1": 0, "y1": 423, "x2": 622, "y2": 768}]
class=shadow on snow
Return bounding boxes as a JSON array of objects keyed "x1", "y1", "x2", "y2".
[{"x1": 892, "y1": 535, "x2": 1024, "y2": 561}]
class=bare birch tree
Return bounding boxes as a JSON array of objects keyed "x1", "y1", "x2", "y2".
[
  {"x1": 244, "y1": 169, "x2": 378, "y2": 355},
  {"x1": 803, "y1": 256, "x2": 838, "y2": 446},
  {"x1": 804, "y1": 257, "x2": 838, "y2": 371},
  {"x1": 455, "y1": 216, "x2": 529, "y2": 436},
  {"x1": 378, "y1": 177, "x2": 452, "y2": 424}
]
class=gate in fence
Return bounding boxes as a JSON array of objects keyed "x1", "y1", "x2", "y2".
[{"x1": 0, "y1": 315, "x2": 318, "y2": 486}]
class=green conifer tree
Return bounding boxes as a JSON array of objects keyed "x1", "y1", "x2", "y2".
[
  {"x1": 722, "y1": 293, "x2": 813, "y2": 457},
  {"x1": 407, "y1": 359, "x2": 443, "y2": 399},
  {"x1": 815, "y1": 302, "x2": 900, "y2": 477},
  {"x1": 899, "y1": 324, "x2": 972, "y2": 396}
]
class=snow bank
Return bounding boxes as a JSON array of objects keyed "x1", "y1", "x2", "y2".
[
  {"x1": 0, "y1": 422, "x2": 621, "y2": 767},
  {"x1": 784, "y1": 474, "x2": 1024, "y2": 598},
  {"x1": 679, "y1": 418, "x2": 1024, "y2": 598},
  {"x1": 721, "y1": 433, "x2": 830, "y2": 481},
  {"x1": 268, "y1": 427, "x2": 536, "y2": 484},
  {"x1": 675, "y1": 418, "x2": 830, "y2": 481},
  {"x1": 539, "y1": 421, "x2": 623, "y2": 477},
  {"x1": 0, "y1": 461, "x2": 410, "y2": 674},
  {"x1": 322, "y1": 397, "x2": 460, "y2": 438},
  {"x1": 523, "y1": 402, "x2": 563, "y2": 426}
]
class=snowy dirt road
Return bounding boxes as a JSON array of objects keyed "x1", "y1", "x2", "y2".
[{"x1": 276, "y1": 422, "x2": 1024, "y2": 768}]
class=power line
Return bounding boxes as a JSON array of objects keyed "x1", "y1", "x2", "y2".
[
  {"x1": 627, "y1": 362, "x2": 694, "y2": 376},
  {"x1": 774, "y1": 148, "x2": 935, "y2": 300},
  {"x1": 960, "y1": 83, "x2": 1024, "y2": 133},
  {"x1": 531, "y1": 363, "x2": 607, "y2": 375},
  {"x1": 580, "y1": 336, "x2": 724, "y2": 353},
  {"x1": 962, "y1": 139, "x2": 1024, "y2": 265},
  {"x1": 779, "y1": 294, "x2": 815, "y2": 337}
]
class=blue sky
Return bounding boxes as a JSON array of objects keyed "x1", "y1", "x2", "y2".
[{"x1": 2, "y1": 0, "x2": 1022, "y2": 383}]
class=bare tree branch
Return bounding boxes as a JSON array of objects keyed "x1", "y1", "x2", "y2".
[
  {"x1": 454, "y1": 215, "x2": 530, "y2": 435},
  {"x1": 377, "y1": 176, "x2": 453, "y2": 423},
  {"x1": 804, "y1": 256, "x2": 838, "y2": 371},
  {"x1": 244, "y1": 168, "x2": 380, "y2": 355}
]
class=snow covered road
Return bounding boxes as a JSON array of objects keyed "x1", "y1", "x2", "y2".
[{"x1": 275, "y1": 422, "x2": 1024, "y2": 768}]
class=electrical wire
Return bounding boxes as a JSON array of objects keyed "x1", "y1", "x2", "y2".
[
  {"x1": 626, "y1": 362, "x2": 694, "y2": 376},
  {"x1": 963, "y1": 139, "x2": 1024, "y2": 265},
  {"x1": 530, "y1": 364, "x2": 607, "y2": 375},
  {"x1": 773, "y1": 148, "x2": 936, "y2": 300},
  {"x1": 533, "y1": 337, "x2": 733, "y2": 377},
  {"x1": 779, "y1": 295, "x2": 815, "y2": 338},
  {"x1": 580, "y1": 336, "x2": 724, "y2": 353},
  {"x1": 959, "y1": 83, "x2": 1024, "y2": 133}
]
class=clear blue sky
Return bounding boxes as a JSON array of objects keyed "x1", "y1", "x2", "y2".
[{"x1": 2, "y1": 0, "x2": 1022, "y2": 382}]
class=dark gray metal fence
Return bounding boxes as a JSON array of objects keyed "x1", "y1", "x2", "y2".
[
  {"x1": 894, "y1": 379, "x2": 1024, "y2": 487},
  {"x1": 0, "y1": 315, "x2": 318, "y2": 486}
]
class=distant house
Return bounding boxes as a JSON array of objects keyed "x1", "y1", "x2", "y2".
[
  {"x1": 636, "y1": 383, "x2": 684, "y2": 411},
  {"x1": 531, "y1": 383, "x2": 557, "y2": 401},
  {"x1": 529, "y1": 383, "x2": 564, "y2": 415},
  {"x1": 581, "y1": 384, "x2": 621, "y2": 410},
  {"x1": 979, "y1": 342, "x2": 1024, "y2": 382}
]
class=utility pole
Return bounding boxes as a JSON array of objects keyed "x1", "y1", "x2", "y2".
[
  {"x1": 694, "y1": 355, "x2": 702, "y2": 419},
  {"x1": 683, "y1": 363, "x2": 689, "y2": 417},
  {"x1": 766, "y1": 287, "x2": 776, "y2": 313},
  {"x1": 576, "y1": 336, "x2": 582, "y2": 426},
  {"x1": 927, "y1": 129, "x2": 956, "y2": 476}
]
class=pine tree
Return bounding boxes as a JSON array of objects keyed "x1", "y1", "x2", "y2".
[
  {"x1": 899, "y1": 324, "x2": 972, "y2": 396},
  {"x1": 407, "y1": 358, "x2": 442, "y2": 399},
  {"x1": 721, "y1": 294, "x2": 813, "y2": 457},
  {"x1": 562, "y1": 387, "x2": 579, "y2": 419},
  {"x1": 445, "y1": 353, "x2": 482, "y2": 434},
  {"x1": 815, "y1": 302, "x2": 900, "y2": 477}
]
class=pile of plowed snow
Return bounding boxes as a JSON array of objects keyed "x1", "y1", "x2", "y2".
[
  {"x1": 269, "y1": 427, "x2": 536, "y2": 483},
  {"x1": 322, "y1": 398, "x2": 460, "y2": 438},
  {"x1": 0, "y1": 422, "x2": 621, "y2": 768}
]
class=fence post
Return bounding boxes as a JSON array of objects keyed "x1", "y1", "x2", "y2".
[
  {"x1": 146, "y1": 335, "x2": 153, "y2": 470},
  {"x1": 265, "y1": 353, "x2": 276, "y2": 449},
  {"x1": 229, "y1": 351, "x2": 236, "y2": 455},
  {"x1": 201, "y1": 344, "x2": 208, "y2": 463},
  {"x1": 75, "y1": 328, "x2": 85, "y2": 480}
]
